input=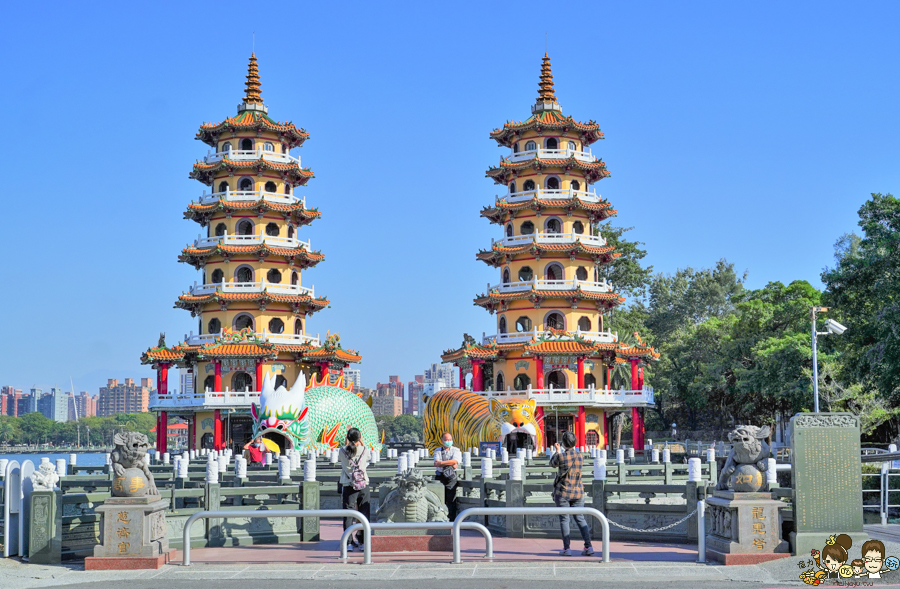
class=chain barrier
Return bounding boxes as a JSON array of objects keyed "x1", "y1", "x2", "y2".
[{"x1": 606, "y1": 507, "x2": 698, "y2": 533}]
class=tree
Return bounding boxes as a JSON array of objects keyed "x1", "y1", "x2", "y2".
[
  {"x1": 596, "y1": 222, "x2": 653, "y2": 303},
  {"x1": 19, "y1": 412, "x2": 54, "y2": 445},
  {"x1": 0, "y1": 416, "x2": 21, "y2": 444}
]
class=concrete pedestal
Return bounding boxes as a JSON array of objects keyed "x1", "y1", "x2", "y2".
[
  {"x1": 85, "y1": 496, "x2": 171, "y2": 570},
  {"x1": 705, "y1": 491, "x2": 790, "y2": 565},
  {"x1": 29, "y1": 490, "x2": 61, "y2": 564}
]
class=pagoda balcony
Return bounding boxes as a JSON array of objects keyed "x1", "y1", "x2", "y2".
[
  {"x1": 198, "y1": 188, "x2": 305, "y2": 207},
  {"x1": 487, "y1": 277, "x2": 613, "y2": 294},
  {"x1": 476, "y1": 385, "x2": 655, "y2": 408},
  {"x1": 194, "y1": 233, "x2": 311, "y2": 250},
  {"x1": 503, "y1": 187, "x2": 601, "y2": 204},
  {"x1": 150, "y1": 388, "x2": 261, "y2": 410},
  {"x1": 506, "y1": 147, "x2": 595, "y2": 164},
  {"x1": 203, "y1": 148, "x2": 301, "y2": 166},
  {"x1": 184, "y1": 332, "x2": 320, "y2": 346},
  {"x1": 495, "y1": 231, "x2": 607, "y2": 248},
  {"x1": 482, "y1": 328, "x2": 618, "y2": 345},
  {"x1": 189, "y1": 281, "x2": 315, "y2": 297}
]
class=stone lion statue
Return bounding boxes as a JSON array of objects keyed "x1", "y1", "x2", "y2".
[
  {"x1": 111, "y1": 431, "x2": 159, "y2": 496},
  {"x1": 31, "y1": 462, "x2": 60, "y2": 490},
  {"x1": 716, "y1": 425, "x2": 771, "y2": 491},
  {"x1": 375, "y1": 468, "x2": 448, "y2": 523}
]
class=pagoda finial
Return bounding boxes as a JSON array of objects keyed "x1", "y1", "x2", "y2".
[
  {"x1": 537, "y1": 53, "x2": 556, "y2": 103},
  {"x1": 243, "y1": 53, "x2": 263, "y2": 104}
]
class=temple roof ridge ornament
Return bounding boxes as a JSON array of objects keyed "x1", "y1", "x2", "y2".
[
  {"x1": 533, "y1": 53, "x2": 561, "y2": 114},
  {"x1": 238, "y1": 53, "x2": 268, "y2": 114}
]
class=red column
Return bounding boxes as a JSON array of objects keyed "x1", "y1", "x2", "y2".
[
  {"x1": 603, "y1": 412, "x2": 610, "y2": 449},
  {"x1": 577, "y1": 356, "x2": 585, "y2": 390},
  {"x1": 630, "y1": 358, "x2": 640, "y2": 391},
  {"x1": 472, "y1": 360, "x2": 483, "y2": 391},
  {"x1": 159, "y1": 411, "x2": 168, "y2": 454},
  {"x1": 319, "y1": 362, "x2": 329, "y2": 383},
  {"x1": 536, "y1": 356, "x2": 544, "y2": 389},
  {"x1": 638, "y1": 366, "x2": 644, "y2": 389},
  {"x1": 458, "y1": 366, "x2": 465, "y2": 389},
  {"x1": 632, "y1": 407, "x2": 645, "y2": 451},
  {"x1": 190, "y1": 417, "x2": 197, "y2": 451},
  {"x1": 606, "y1": 364, "x2": 612, "y2": 390},
  {"x1": 577, "y1": 405, "x2": 586, "y2": 448},
  {"x1": 214, "y1": 409, "x2": 222, "y2": 451},
  {"x1": 160, "y1": 363, "x2": 169, "y2": 396},
  {"x1": 256, "y1": 359, "x2": 264, "y2": 390},
  {"x1": 535, "y1": 406, "x2": 545, "y2": 451},
  {"x1": 155, "y1": 413, "x2": 162, "y2": 450},
  {"x1": 214, "y1": 360, "x2": 222, "y2": 391}
]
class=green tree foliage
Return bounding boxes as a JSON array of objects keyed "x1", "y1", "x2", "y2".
[
  {"x1": 0, "y1": 413, "x2": 156, "y2": 446},
  {"x1": 596, "y1": 222, "x2": 653, "y2": 302},
  {"x1": 375, "y1": 414, "x2": 424, "y2": 443}
]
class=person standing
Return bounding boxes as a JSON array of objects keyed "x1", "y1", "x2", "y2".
[
  {"x1": 434, "y1": 432, "x2": 462, "y2": 520},
  {"x1": 550, "y1": 430, "x2": 593, "y2": 556},
  {"x1": 340, "y1": 428, "x2": 370, "y2": 552}
]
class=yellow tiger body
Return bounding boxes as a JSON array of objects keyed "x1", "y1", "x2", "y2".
[{"x1": 423, "y1": 388, "x2": 543, "y2": 453}]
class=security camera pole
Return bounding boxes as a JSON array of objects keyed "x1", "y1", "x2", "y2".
[{"x1": 810, "y1": 306, "x2": 848, "y2": 413}]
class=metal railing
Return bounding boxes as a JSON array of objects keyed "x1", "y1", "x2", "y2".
[
  {"x1": 451, "y1": 506, "x2": 611, "y2": 564},
  {"x1": 340, "y1": 521, "x2": 493, "y2": 560},
  {"x1": 181, "y1": 509, "x2": 372, "y2": 565}
]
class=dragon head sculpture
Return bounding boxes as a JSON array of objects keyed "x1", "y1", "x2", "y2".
[{"x1": 251, "y1": 371, "x2": 308, "y2": 451}]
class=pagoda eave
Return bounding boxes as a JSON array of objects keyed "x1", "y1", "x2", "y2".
[
  {"x1": 175, "y1": 292, "x2": 329, "y2": 316},
  {"x1": 476, "y1": 244, "x2": 621, "y2": 268},
  {"x1": 473, "y1": 290, "x2": 624, "y2": 312},
  {"x1": 185, "y1": 202, "x2": 320, "y2": 227},
  {"x1": 481, "y1": 200, "x2": 616, "y2": 224},
  {"x1": 190, "y1": 159, "x2": 314, "y2": 187},
  {"x1": 196, "y1": 111, "x2": 310, "y2": 149},
  {"x1": 178, "y1": 245, "x2": 325, "y2": 270},
  {"x1": 489, "y1": 112, "x2": 604, "y2": 148}
]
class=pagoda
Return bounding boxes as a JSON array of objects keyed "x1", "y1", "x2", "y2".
[
  {"x1": 141, "y1": 54, "x2": 361, "y2": 454},
  {"x1": 441, "y1": 55, "x2": 658, "y2": 452}
]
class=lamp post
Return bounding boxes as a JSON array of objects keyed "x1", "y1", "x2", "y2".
[{"x1": 811, "y1": 306, "x2": 848, "y2": 413}]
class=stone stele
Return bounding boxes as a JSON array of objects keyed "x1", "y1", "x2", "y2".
[
  {"x1": 84, "y1": 495, "x2": 170, "y2": 569},
  {"x1": 705, "y1": 490, "x2": 790, "y2": 565}
]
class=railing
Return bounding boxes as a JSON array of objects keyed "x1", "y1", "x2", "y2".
[
  {"x1": 194, "y1": 233, "x2": 310, "y2": 250},
  {"x1": 497, "y1": 231, "x2": 607, "y2": 248},
  {"x1": 150, "y1": 389, "x2": 259, "y2": 408},
  {"x1": 189, "y1": 281, "x2": 314, "y2": 297},
  {"x1": 483, "y1": 328, "x2": 618, "y2": 345},
  {"x1": 502, "y1": 187, "x2": 601, "y2": 204},
  {"x1": 198, "y1": 189, "x2": 304, "y2": 207},
  {"x1": 488, "y1": 278, "x2": 613, "y2": 294},
  {"x1": 181, "y1": 509, "x2": 371, "y2": 565},
  {"x1": 203, "y1": 148, "x2": 301, "y2": 166},
  {"x1": 506, "y1": 147, "x2": 595, "y2": 163},
  {"x1": 479, "y1": 385, "x2": 655, "y2": 407},
  {"x1": 184, "y1": 332, "x2": 320, "y2": 346},
  {"x1": 451, "y1": 506, "x2": 610, "y2": 563},
  {"x1": 340, "y1": 522, "x2": 493, "y2": 560}
]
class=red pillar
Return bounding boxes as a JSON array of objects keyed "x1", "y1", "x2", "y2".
[
  {"x1": 603, "y1": 411, "x2": 610, "y2": 449},
  {"x1": 256, "y1": 359, "x2": 264, "y2": 390},
  {"x1": 190, "y1": 417, "x2": 197, "y2": 451},
  {"x1": 606, "y1": 364, "x2": 612, "y2": 390},
  {"x1": 155, "y1": 413, "x2": 162, "y2": 450},
  {"x1": 577, "y1": 405, "x2": 586, "y2": 448},
  {"x1": 214, "y1": 360, "x2": 222, "y2": 392},
  {"x1": 159, "y1": 410, "x2": 168, "y2": 454},
  {"x1": 472, "y1": 360, "x2": 483, "y2": 391},
  {"x1": 630, "y1": 358, "x2": 640, "y2": 391},
  {"x1": 319, "y1": 362, "x2": 329, "y2": 383},
  {"x1": 536, "y1": 356, "x2": 544, "y2": 389},
  {"x1": 535, "y1": 406, "x2": 545, "y2": 451},
  {"x1": 214, "y1": 409, "x2": 222, "y2": 451},
  {"x1": 632, "y1": 407, "x2": 645, "y2": 451},
  {"x1": 577, "y1": 356, "x2": 585, "y2": 390},
  {"x1": 638, "y1": 366, "x2": 644, "y2": 389},
  {"x1": 459, "y1": 366, "x2": 465, "y2": 389},
  {"x1": 159, "y1": 363, "x2": 169, "y2": 396}
]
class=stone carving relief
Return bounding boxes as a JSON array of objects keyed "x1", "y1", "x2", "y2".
[{"x1": 793, "y1": 414, "x2": 858, "y2": 428}]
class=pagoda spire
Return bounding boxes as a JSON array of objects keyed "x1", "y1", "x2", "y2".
[
  {"x1": 537, "y1": 53, "x2": 556, "y2": 103},
  {"x1": 244, "y1": 53, "x2": 263, "y2": 104}
]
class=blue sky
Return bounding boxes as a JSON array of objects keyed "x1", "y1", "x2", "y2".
[{"x1": 1, "y1": 1, "x2": 898, "y2": 394}]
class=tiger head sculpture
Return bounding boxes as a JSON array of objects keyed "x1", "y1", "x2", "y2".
[{"x1": 489, "y1": 398, "x2": 542, "y2": 451}]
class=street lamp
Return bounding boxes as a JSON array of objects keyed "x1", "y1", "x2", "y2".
[
  {"x1": 671, "y1": 422, "x2": 677, "y2": 439},
  {"x1": 811, "y1": 306, "x2": 848, "y2": 413}
]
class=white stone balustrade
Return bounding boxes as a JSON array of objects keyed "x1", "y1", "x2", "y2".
[
  {"x1": 189, "y1": 280, "x2": 314, "y2": 297},
  {"x1": 501, "y1": 187, "x2": 601, "y2": 204},
  {"x1": 496, "y1": 230, "x2": 606, "y2": 248},
  {"x1": 203, "y1": 148, "x2": 301, "y2": 166},
  {"x1": 505, "y1": 147, "x2": 595, "y2": 164},
  {"x1": 487, "y1": 277, "x2": 613, "y2": 294},
  {"x1": 194, "y1": 232, "x2": 310, "y2": 250},
  {"x1": 198, "y1": 188, "x2": 305, "y2": 207}
]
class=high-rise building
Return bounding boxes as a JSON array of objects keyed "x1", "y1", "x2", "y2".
[
  {"x1": 97, "y1": 378, "x2": 154, "y2": 416},
  {"x1": 343, "y1": 369, "x2": 361, "y2": 390},
  {"x1": 25, "y1": 388, "x2": 41, "y2": 414},
  {"x1": 424, "y1": 363, "x2": 456, "y2": 389},
  {"x1": 371, "y1": 394, "x2": 402, "y2": 417},
  {"x1": 376, "y1": 376, "x2": 404, "y2": 401},
  {"x1": 38, "y1": 387, "x2": 69, "y2": 422},
  {"x1": 68, "y1": 392, "x2": 97, "y2": 421},
  {"x1": 179, "y1": 368, "x2": 194, "y2": 397},
  {"x1": 406, "y1": 375, "x2": 424, "y2": 415}
]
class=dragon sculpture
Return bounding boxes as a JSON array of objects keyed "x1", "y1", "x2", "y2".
[
  {"x1": 375, "y1": 468, "x2": 448, "y2": 523},
  {"x1": 251, "y1": 372, "x2": 383, "y2": 453}
]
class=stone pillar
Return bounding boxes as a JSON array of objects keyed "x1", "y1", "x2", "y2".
[
  {"x1": 300, "y1": 480, "x2": 320, "y2": 541},
  {"x1": 28, "y1": 489, "x2": 61, "y2": 564},
  {"x1": 705, "y1": 491, "x2": 789, "y2": 564},
  {"x1": 85, "y1": 496, "x2": 171, "y2": 569},
  {"x1": 505, "y1": 470, "x2": 524, "y2": 538}
]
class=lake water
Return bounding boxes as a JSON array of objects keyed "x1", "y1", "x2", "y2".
[{"x1": 0, "y1": 452, "x2": 108, "y2": 471}]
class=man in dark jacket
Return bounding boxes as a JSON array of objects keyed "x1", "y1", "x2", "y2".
[{"x1": 549, "y1": 431, "x2": 594, "y2": 556}]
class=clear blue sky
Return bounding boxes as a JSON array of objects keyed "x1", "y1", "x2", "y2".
[{"x1": 1, "y1": 1, "x2": 898, "y2": 395}]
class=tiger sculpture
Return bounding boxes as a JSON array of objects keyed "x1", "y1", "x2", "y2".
[{"x1": 423, "y1": 388, "x2": 543, "y2": 454}]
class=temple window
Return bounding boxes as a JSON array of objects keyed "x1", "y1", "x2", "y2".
[
  {"x1": 234, "y1": 313, "x2": 254, "y2": 330},
  {"x1": 513, "y1": 374, "x2": 530, "y2": 391},
  {"x1": 208, "y1": 318, "x2": 221, "y2": 334},
  {"x1": 264, "y1": 142, "x2": 275, "y2": 151},
  {"x1": 222, "y1": 142, "x2": 232, "y2": 152},
  {"x1": 578, "y1": 316, "x2": 591, "y2": 331},
  {"x1": 576, "y1": 267, "x2": 588, "y2": 281},
  {"x1": 499, "y1": 316, "x2": 507, "y2": 333},
  {"x1": 235, "y1": 266, "x2": 254, "y2": 283},
  {"x1": 567, "y1": 141, "x2": 577, "y2": 151},
  {"x1": 268, "y1": 318, "x2": 285, "y2": 334},
  {"x1": 573, "y1": 221, "x2": 585, "y2": 234},
  {"x1": 291, "y1": 271, "x2": 298, "y2": 285},
  {"x1": 232, "y1": 372, "x2": 252, "y2": 391},
  {"x1": 214, "y1": 223, "x2": 226, "y2": 237},
  {"x1": 204, "y1": 376, "x2": 215, "y2": 392},
  {"x1": 239, "y1": 177, "x2": 253, "y2": 191},
  {"x1": 584, "y1": 374, "x2": 597, "y2": 389},
  {"x1": 518, "y1": 266, "x2": 533, "y2": 281},
  {"x1": 240, "y1": 138, "x2": 253, "y2": 150},
  {"x1": 521, "y1": 221, "x2": 535, "y2": 235},
  {"x1": 502, "y1": 268, "x2": 510, "y2": 284},
  {"x1": 287, "y1": 225, "x2": 295, "y2": 239},
  {"x1": 265, "y1": 181, "x2": 277, "y2": 193},
  {"x1": 265, "y1": 222, "x2": 279, "y2": 236},
  {"x1": 515, "y1": 316, "x2": 532, "y2": 332},
  {"x1": 505, "y1": 224, "x2": 513, "y2": 238},
  {"x1": 546, "y1": 177, "x2": 560, "y2": 190},
  {"x1": 294, "y1": 318, "x2": 303, "y2": 335},
  {"x1": 546, "y1": 218, "x2": 562, "y2": 233},
  {"x1": 546, "y1": 138, "x2": 558, "y2": 150},
  {"x1": 546, "y1": 312, "x2": 565, "y2": 330},
  {"x1": 523, "y1": 180, "x2": 535, "y2": 191},
  {"x1": 509, "y1": 181, "x2": 517, "y2": 193},
  {"x1": 545, "y1": 263, "x2": 563, "y2": 281},
  {"x1": 570, "y1": 180, "x2": 580, "y2": 191},
  {"x1": 218, "y1": 181, "x2": 229, "y2": 193},
  {"x1": 525, "y1": 140, "x2": 536, "y2": 151},
  {"x1": 236, "y1": 220, "x2": 254, "y2": 235},
  {"x1": 496, "y1": 372, "x2": 505, "y2": 391},
  {"x1": 585, "y1": 430, "x2": 599, "y2": 445},
  {"x1": 211, "y1": 269, "x2": 224, "y2": 283},
  {"x1": 547, "y1": 371, "x2": 566, "y2": 388},
  {"x1": 266, "y1": 269, "x2": 282, "y2": 283}
]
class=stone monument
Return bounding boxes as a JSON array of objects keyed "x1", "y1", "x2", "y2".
[
  {"x1": 372, "y1": 468, "x2": 451, "y2": 551},
  {"x1": 85, "y1": 432, "x2": 171, "y2": 570},
  {"x1": 706, "y1": 425, "x2": 790, "y2": 564},
  {"x1": 790, "y1": 413, "x2": 866, "y2": 556}
]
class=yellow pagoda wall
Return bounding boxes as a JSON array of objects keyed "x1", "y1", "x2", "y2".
[
  {"x1": 490, "y1": 354, "x2": 605, "y2": 392},
  {"x1": 197, "y1": 305, "x2": 307, "y2": 337}
]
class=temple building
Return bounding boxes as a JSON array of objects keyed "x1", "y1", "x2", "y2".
[
  {"x1": 141, "y1": 54, "x2": 361, "y2": 454},
  {"x1": 441, "y1": 55, "x2": 658, "y2": 452}
]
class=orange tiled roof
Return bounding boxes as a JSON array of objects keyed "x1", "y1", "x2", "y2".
[
  {"x1": 523, "y1": 340, "x2": 618, "y2": 356},
  {"x1": 474, "y1": 289, "x2": 625, "y2": 312},
  {"x1": 481, "y1": 199, "x2": 616, "y2": 224},
  {"x1": 616, "y1": 344, "x2": 661, "y2": 360},
  {"x1": 200, "y1": 343, "x2": 279, "y2": 359},
  {"x1": 476, "y1": 241, "x2": 621, "y2": 268},
  {"x1": 440, "y1": 341, "x2": 522, "y2": 363},
  {"x1": 185, "y1": 200, "x2": 320, "y2": 227},
  {"x1": 196, "y1": 110, "x2": 309, "y2": 148},
  {"x1": 304, "y1": 347, "x2": 363, "y2": 363},
  {"x1": 179, "y1": 243, "x2": 324, "y2": 270},
  {"x1": 486, "y1": 157, "x2": 610, "y2": 186},
  {"x1": 175, "y1": 291, "x2": 329, "y2": 314},
  {"x1": 489, "y1": 112, "x2": 604, "y2": 148},
  {"x1": 190, "y1": 158, "x2": 314, "y2": 187},
  {"x1": 142, "y1": 346, "x2": 187, "y2": 362}
]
